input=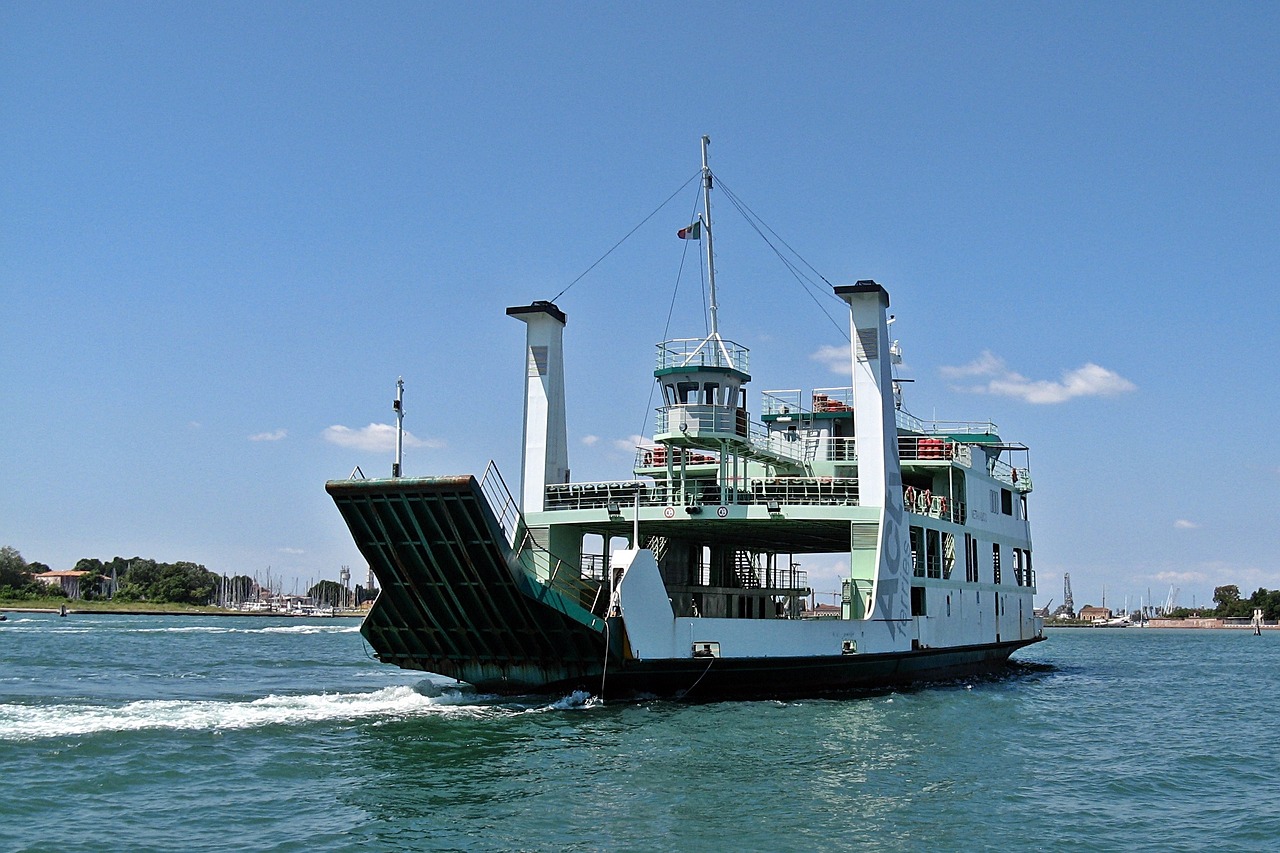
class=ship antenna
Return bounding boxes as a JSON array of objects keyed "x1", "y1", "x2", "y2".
[
  {"x1": 392, "y1": 376, "x2": 404, "y2": 478},
  {"x1": 700, "y1": 134, "x2": 719, "y2": 337}
]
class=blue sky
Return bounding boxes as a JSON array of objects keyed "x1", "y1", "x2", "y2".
[{"x1": 4, "y1": 2, "x2": 1277, "y2": 609}]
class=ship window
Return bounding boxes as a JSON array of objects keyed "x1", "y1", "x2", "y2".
[
  {"x1": 964, "y1": 533, "x2": 978, "y2": 583},
  {"x1": 926, "y1": 528, "x2": 941, "y2": 579},
  {"x1": 676, "y1": 381, "x2": 698, "y2": 403},
  {"x1": 910, "y1": 526, "x2": 924, "y2": 577},
  {"x1": 990, "y1": 490, "x2": 999, "y2": 513},
  {"x1": 1001, "y1": 489, "x2": 1013, "y2": 516},
  {"x1": 943, "y1": 532, "x2": 955, "y2": 580},
  {"x1": 692, "y1": 642, "x2": 720, "y2": 658},
  {"x1": 702, "y1": 382, "x2": 719, "y2": 405},
  {"x1": 911, "y1": 586, "x2": 926, "y2": 616},
  {"x1": 663, "y1": 384, "x2": 677, "y2": 405},
  {"x1": 992, "y1": 543, "x2": 1002, "y2": 584},
  {"x1": 1013, "y1": 548, "x2": 1024, "y2": 586},
  {"x1": 1020, "y1": 494, "x2": 1028, "y2": 519}
]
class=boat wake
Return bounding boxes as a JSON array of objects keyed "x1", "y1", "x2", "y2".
[
  {"x1": 133, "y1": 625, "x2": 362, "y2": 635},
  {"x1": 0, "y1": 622, "x2": 361, "y2": 635},
  {"x1": 0, "y1": 685, "x2": 474, "y2": 742},
  {"x1": 0, "y1": 682, "x2": 608, "y2": 741}
]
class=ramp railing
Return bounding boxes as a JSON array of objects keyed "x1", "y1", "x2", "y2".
[{"x1": 479, "y1": 461, "x2": 604, "y2": 615}]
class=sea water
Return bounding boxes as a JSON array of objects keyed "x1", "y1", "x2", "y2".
[{"x1": 2, "y1": 614, "x2": 1278, "y2": 852}]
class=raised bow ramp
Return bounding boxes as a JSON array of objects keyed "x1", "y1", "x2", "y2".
[{"x1": 326, "y1": 475, "x2": 607, "y2": 692}]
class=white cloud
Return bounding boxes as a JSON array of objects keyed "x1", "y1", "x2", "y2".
[
  {"x1": 1154, "y1": 570, "x2": 1207, "y2": 584},
  {"x1": 810, "y1": 344, "x2": 852, "y2": 375},
  {"x1": 939, "y1": 351, "x2": 1005, "y2": 379},
  {"x1": 1173, "y1": 519, "x2": 1199, "y2": 530},
  {"x1": 581, "y1": 435, "x2": 600, "y2": 446},
  {"x1": 249, "y1": 429, "x2": 288, "y2": 442},
  {"x1": 322, "y1": 423, "x2": 443, "y2": 452},
  {"x1": 613, "y1": 434, "x2": 647, "y2": 452},
  {"x1": 1228, "y1": 567, "x2": 1280, "y2": 588},
  {"x1": 941, "y1": 350, "x2": 1136, "y2": 404}
]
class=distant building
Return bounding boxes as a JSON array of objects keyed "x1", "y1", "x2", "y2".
[
  {"x1": 36, "y1": 570, "x2": 89, "y2": 600},
  {"x1": 1078, "y1": 605, "x2": 1113, "y2": 623}
]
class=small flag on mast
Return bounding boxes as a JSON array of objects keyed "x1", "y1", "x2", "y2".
[{"x1": 677, "y1": 220, "x2": 702, "y2": 240}]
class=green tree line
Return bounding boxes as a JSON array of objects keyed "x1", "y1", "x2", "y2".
[
  {"x1": 1210, "y1": 584, "x2": 1280, "y2": 620},
  {"x1": 0, "y1": 546, "x2": 220, "y2": 604}
]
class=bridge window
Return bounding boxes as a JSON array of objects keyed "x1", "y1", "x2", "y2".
[
  {"x1": 703, "y1": 382, "x2": 720, "y2": 405},
  {"x1": 676, "y1": 381, "x2": 698, "y2": 403}
]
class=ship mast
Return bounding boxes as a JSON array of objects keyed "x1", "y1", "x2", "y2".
[
  {"x1": 695, "y1": 135, "x2": 735, "y2": 367},
  {"x1": 700, "y1": 134, "x2": 719, "y2": 337}
]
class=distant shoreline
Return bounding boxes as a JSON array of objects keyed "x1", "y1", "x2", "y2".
[
  {"x1": 0, "y1": 603, "x2": 364, "y2": 618},
  {"x1": 1048, "y1": 618, "x2": 1278, "y2": 630}
]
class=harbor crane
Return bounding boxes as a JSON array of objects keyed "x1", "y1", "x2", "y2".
[{"x1": 1051, "y1": 573, "x2": 1076, "y2": 619}]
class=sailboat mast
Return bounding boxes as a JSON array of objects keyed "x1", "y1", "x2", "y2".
[{"x1": 700, "y1": 134, "x2": 718, "y2": 337}]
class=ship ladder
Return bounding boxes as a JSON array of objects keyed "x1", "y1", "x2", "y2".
[
  {"x1": 802, "y1": 431, "x2": 821, "y2": 464},
  {"x1": 645, "y1": 535, "x2": 669, "y2": 564},
  {"x1": 734, "y1": 551, "x2": 762, "y2": 589}
]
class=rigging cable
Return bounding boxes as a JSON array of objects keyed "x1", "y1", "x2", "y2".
[
  {"x1": 549, "y1": 171, "x2": 701, "y2": 303},
  {"x1": 715, "y1": 177, "x2": 850, "y2": 342}
]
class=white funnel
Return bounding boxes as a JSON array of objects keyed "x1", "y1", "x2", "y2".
[
  {"x1": 835, "y1": 281, "x2": 911, "y2": 624},
  {"x1": 507, "y1": 301, "x2": 569, "y2": 513}
]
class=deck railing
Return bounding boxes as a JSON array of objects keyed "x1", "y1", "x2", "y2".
[
  {"x1": 634, "y1": 445, "x2": 719, "y2": 470},
  {"x1": 479, "y1": 461, "x2": 522, "y2": 548},
  {"x1": 480, "y1": 462, "x2": 604, "y2": 611},
  {"x1": 898, "y1": 436, "x2": 972, "y2": 466},
  {"x1": 544, "y1": 476, "x2": 862, "y2": 511},
  {"x1": 656, "y1": 337, "x2": 749, "y2": 373},
  {"x1": 989, "y1": 457, "x2": 1032, "y2": 491},
  {"x1": 902, "y1": 485, "x2": 966, "y2": 524},
  {"x1": 654, "y1": 405, "x2": 808, "y2": 463}
]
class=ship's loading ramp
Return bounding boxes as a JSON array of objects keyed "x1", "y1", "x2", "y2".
[{"x1": 326, "y1": 475, "x2": 606, "y2": 691}]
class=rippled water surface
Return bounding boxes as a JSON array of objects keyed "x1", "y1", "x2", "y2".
[{"x1": 3, "y1": 614, "x2": 1278, "y2": 851}]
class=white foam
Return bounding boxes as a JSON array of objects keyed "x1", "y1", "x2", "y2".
[
  {"x1": 0, "y1": 685, "x2": 479, "y2": 741},
  {"x1": 547, "y1": 689, "x2": 600, "y2": 710},
  {"x1": 128, "y1": 624, "x2": 360, "y2": 635}
]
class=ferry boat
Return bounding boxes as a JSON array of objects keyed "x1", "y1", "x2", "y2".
[{"x1": 327, "y1": 138, "x2": 1044, "y2": 699}]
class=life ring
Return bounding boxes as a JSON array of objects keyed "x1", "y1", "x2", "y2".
[
  {"x1": 937, "y1": 496, "x2": 948, "y2": 517},
  {"x1": 1011, "y1": 468, "x2": 1018, "y2": 483},
  {"x1": 920, "y1": 490, "x2": 932, "y2": 513},
  {"x1": 904, "y1": 485, "x2": 917, "y2": 506}
]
